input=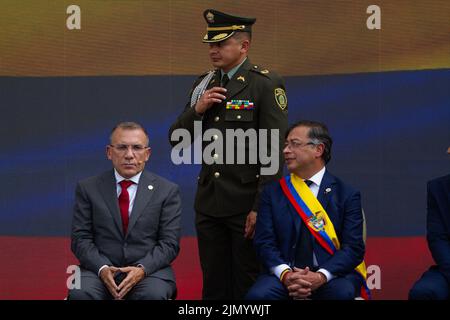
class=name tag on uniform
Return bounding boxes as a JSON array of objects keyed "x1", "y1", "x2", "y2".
[{"x1": 226, "y1": 100, "x2": 255, "y2": 110}]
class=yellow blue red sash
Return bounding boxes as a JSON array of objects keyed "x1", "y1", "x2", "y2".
[{"x1": 280, "y1": 173, "x2": 371, "y2": 300}]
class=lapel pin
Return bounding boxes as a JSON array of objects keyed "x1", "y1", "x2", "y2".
[
  {"x1": 237, "y1": 75, "x2": 245, "y2": 82},
  {"x1": 148, "y1": 185, "x2": 154, "y2": 190},
  {"x1": 325, "y1": 188, "x2": 331, "y2": 194}
]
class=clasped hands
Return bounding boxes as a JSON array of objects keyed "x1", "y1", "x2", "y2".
[
  {"x1": 282, "y1": 267, "x2": 327, "y2": 300},
  {"x1": 100, "y1": 266, "x2": 145, "y2": 300}
]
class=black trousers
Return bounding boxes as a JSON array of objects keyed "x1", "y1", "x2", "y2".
[{"x1": 195, "y1": 211, "x2": 260, "y2": 300}]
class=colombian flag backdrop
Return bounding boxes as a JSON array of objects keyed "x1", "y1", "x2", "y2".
[{"x1": 0, "y1": 1, "x2": 449, "y2": 299}]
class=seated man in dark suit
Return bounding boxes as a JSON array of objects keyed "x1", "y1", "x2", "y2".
[
  {"x1": 409, "y1": 148, "x2": 450, "y2": 300},
  {"x1": 246, "y1": 120, "x2": 369, "y2": 300},
  {"x1": 68, "y1": 122, "x2": 181, "y2": 300}
]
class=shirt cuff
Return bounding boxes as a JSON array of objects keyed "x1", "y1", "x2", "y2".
[
  {"x1": 317, "y1": 268, "x2": 335, "y2": 282},
  {"x1": 98, "y1": 264, "x2": 109, "y2": 277},
  {"x1": 271, "y1": 264, "x2": 292, "y2": 280},
  {"x1": 136, "y1": 264, "x2": 145, "y2": 271}
]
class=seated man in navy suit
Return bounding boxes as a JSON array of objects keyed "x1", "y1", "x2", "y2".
[
  {"x1": 409, "y1": 148, "x2": 450, "y2": 300},
  {"x1": 246, "y1": 120, "x2": 368, "y2": 300}
]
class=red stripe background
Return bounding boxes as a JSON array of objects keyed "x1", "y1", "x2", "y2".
[{"x1": 0, "y1": 236, "x2": 433, "y2": 300}]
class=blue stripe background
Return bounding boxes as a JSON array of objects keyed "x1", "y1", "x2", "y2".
[{"x1": 1, "y1": 68, "x2": 449, "y2": 236}]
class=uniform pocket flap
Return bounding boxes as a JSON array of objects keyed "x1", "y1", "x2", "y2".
[
  {"x1": 225, "y1": 109, "x2": 253, "y2": 122},
  {"x1": 240, "y1": 171, "x2": 259, "y2": 184}
]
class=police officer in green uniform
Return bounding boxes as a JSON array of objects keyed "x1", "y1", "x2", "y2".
[{"x1": 169, "y1": 9, "x2": 288, "y2": 299}]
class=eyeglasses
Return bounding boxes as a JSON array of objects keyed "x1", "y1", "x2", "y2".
[
  {"x1": 109, "y1": 144, "x2": 149, "y2": 153},
  {"x1": 284, "y1": 140, "x2": 315, "y2": 150}
]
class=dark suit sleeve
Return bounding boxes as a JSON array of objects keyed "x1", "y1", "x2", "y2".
[
  {"x1": 252, "y1": 75, "x2": 288, "y2": 212},
  {"x1": 136, "y1": 184, "x2": 182, "y2": 276},
  {"x1": 321, "y1": 190, "x2": 365, "y2": 276},
  {"x1": 253, "y1": 184, "x2": 288, "y2": 270},
  {"x1": 427, "y1": 181, "x2": 450, "y2": 283},
  {"x1": 71, "y1": 182, "x2": 112, "y2": 273}
]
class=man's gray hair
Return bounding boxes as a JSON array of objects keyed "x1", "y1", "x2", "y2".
[{"x1": 110, "y1": 121, "x2": 149, "y2": 146}]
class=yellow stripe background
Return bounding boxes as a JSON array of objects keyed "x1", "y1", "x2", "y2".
[{"x1": 1, "y1": 0, "x2": 449, "y2": 77}]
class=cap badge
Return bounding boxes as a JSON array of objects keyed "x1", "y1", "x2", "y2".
[
  {"x1": 206, "y1": 11, "x2": 214, "y2": 23},
  {"x1": 212, "y1": 33, "x2": 228, "y2": 41}
]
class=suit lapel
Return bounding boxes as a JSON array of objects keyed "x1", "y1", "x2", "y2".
[
  {"x1": 284, "y1": 190, "x2": 303, "y2": 238},
  {"x1": 207, "y1": 70, "x2": 220, "y2": 89},
  {"x1": 98, "y1": 170, "x2": 124, "y2": 237},
  {"x1": 127, "y1": 171, "x2": 156, "y2": 236},
  {"x1": 442, "y1": 177, "x2": 450, "y2": 222},
  {"x1": 225, "y1": 59, "x2": 251, "y2": 100},
  {"x1": 317, "y1": 170, "x2": 336, "y2": 212},
  {"x1": 289, "y1": 202, "x2": 302, "y2": 236},
  {"x1": 312, "y1": 170, "x2": 338, "y2": 261}
]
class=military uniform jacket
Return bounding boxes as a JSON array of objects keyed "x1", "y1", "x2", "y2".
[{"x1": 169, "y1": 58, "x2": 288, "y2": 217}]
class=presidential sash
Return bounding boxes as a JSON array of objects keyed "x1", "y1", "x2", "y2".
[{"x1": 280, "y1": 173, "x2": 371, "y2": 300}]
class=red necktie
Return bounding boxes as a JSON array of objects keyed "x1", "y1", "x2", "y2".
[{"x1": 118, "y1": 180, "x2": 134, "y2": 235}]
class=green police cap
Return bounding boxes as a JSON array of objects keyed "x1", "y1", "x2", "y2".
[{"x1": 202, "y1": 9, "x2": 256, "y2": 43}]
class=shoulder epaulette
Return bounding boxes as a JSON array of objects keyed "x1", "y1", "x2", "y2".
[
  {"x1": 250, "y1": 65, "x2": 274, "y2": 79},
  {"x1": 198, "y1": 69, "x2": 214, "y2": 78}
]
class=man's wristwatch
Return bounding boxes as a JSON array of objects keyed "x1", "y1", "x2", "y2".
[{"x1": 317, "y1": 271, "x2": 327, "y2": 284}]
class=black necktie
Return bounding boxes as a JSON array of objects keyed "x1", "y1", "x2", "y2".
[
  {"x1": 221, "y1": 74, "x2": 230, "y2": 87},
  {"x1": 294, "y1": 180, "x2": 314, "y2": 269}
]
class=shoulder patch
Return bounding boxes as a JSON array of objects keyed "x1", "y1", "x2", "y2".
[{"x1": 274, "y1": 88, "x2": 287, "y2": 110}]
